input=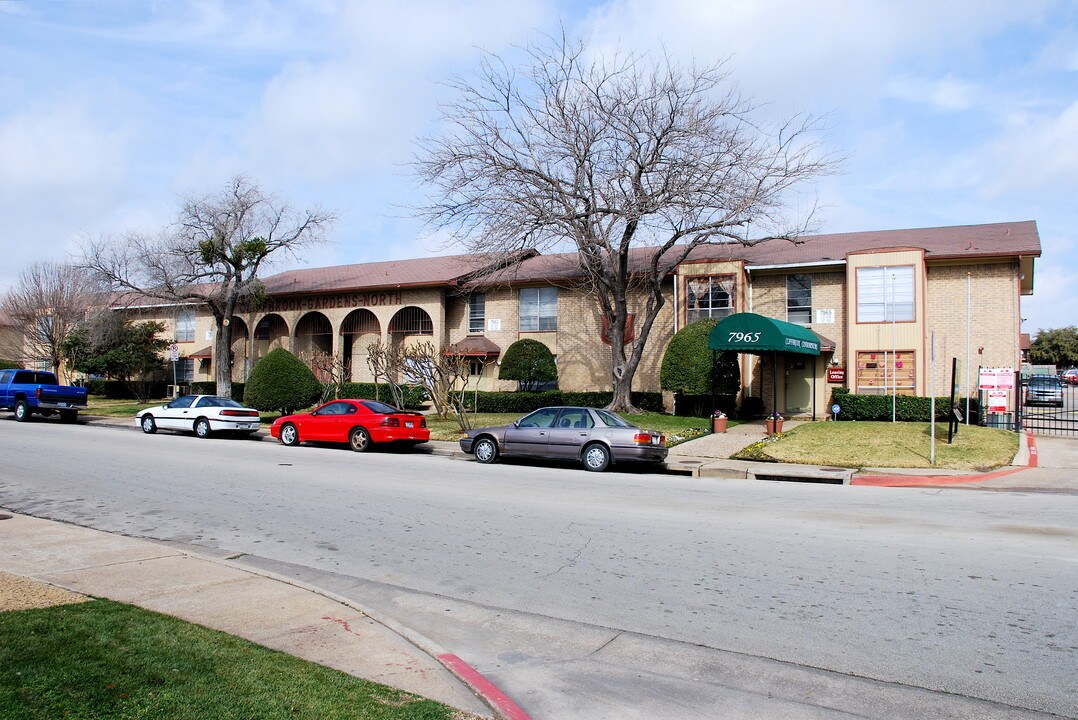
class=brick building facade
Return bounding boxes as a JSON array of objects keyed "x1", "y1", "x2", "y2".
[{"x1": 120, "y1": 220, "x2": 1040, "y2": 418}]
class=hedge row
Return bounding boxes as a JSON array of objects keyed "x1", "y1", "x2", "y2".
[
  {"x1": 336, "y1": 383, "x2": 428, "y2": 409},
  {"x1": 190, "y1": 382, "x2": 246, "y2": 402},
  {"x1": 453, "y1": 390, "x2": 665, "y2": 414},
  {"x1": 86, "y1": 380, "x2": 170, "y2": 400},
  {"x1": 0, "y1": 359, "x2": 24, "y2": 370},
  {"x1": 830, "y1": 388, "x2": 980, "y2": 422}
]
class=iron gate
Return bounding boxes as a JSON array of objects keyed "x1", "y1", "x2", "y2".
[{"x1": 1015, "y1": 374, "x2": 1078, "y2": 436}]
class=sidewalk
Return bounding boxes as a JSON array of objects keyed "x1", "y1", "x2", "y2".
[{"x1": 0, "y1": 511, "x2": 500, "y2": 719}]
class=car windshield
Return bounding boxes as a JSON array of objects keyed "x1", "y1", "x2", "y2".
[
  {"x1": 594, "y1": 409, "x2": 633, "y2": 428},
  {"x1": 1030, "y1": 376, "x2": 1060, "y2": 386}
]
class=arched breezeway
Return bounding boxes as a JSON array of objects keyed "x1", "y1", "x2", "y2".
[
  {"x1": 341, "y1": 309, "x2": 380, "y2": 382},
  {"x1": 252, "y1": 313, "x2": 290, "y2": 366},
  {"x1": 229, "y1": 316, "x2": 250, "y2": 382},
  {"x1": 388, "y1": 306, "x2": 434, "y2": 347}
]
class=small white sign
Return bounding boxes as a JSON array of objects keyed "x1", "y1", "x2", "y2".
[
  {"x1": 168, "y1": 344, "x2": 180, "y2": 362},
  {"x1": 816, "y1": 309, "x2": 835, "y2": 324},
  {"x1": 488, "y1": 318, "x2": 501, "y2": 331}
]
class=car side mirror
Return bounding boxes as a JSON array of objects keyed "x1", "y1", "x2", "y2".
[{"x1": 513, "y1": 421, "x2": 520, "y2": 428}]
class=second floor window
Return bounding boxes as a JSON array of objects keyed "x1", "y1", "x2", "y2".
[
  {"x1": 857, "y1": 266, "x2": 915, "y2": 323},
  {"x1": 686, "y1": 276, "x2": 734, "y2": 323},
  {"x1": 519, "y1": 287, "x2": 557, "y2": 332},
  {"x1": 468, "y1": 292, "x2": 486, "y2": 334},
  {"x1": 176, "y1": 310, "x2": 195, "y2": 342},
  {"x1": 787, "y1": 275, "x2": 812, "y2": 324}
]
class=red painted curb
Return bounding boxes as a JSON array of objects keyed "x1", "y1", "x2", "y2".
[
  {"x1": 437, "y1": 653, "x2": 533, "y2": 720},
  {"x1": 852, "y1": 431, "x2": 1038, "y2": 487}
]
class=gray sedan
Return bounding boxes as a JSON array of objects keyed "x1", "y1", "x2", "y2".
[{"x1": 459, "y1": 406, "x2": 668, "y2": 472}]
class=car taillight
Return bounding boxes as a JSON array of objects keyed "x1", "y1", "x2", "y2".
[
  {"x1": 419, "y1": 417, "x2": 427, "y2": 428},
  {"x1": 634, "y1": 432, "x2": 663, "y2": 446},
  {"x1": 35, "y1": 388, "x2": 42, "y2": 398},
  {"x1": 220, "y1": 409, "x2": 259, "y2": 417},
  {"x1": 381, "y1": 417, "x2": 400, "y2": 427}
]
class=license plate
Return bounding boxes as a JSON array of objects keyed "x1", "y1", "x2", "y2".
[
  {"x1": 405, "y1": 421, "x2": 414, "y2": 428},
  {"x1": 58, "y1": 402, "x2": 68, "y2": 408}
]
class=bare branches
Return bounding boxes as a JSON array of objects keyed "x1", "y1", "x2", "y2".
[
  {"x1": 79, "y1": 176, "x2": 336, "y2": 397},
  {"x1": 1, "y1": 261, "x2": 98, "y2": 377},
  {"x1": 415, "y1": 33, "x2": 840, "y2": 410}
]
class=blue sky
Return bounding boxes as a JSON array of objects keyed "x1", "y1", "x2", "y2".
[{"x1": 1, "y1": 0, "x2": 1075, "y2": 334}]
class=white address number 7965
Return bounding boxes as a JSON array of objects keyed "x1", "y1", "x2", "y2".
[{"x1": 728, "y1": 331, "x2": 762, "y2": 343}]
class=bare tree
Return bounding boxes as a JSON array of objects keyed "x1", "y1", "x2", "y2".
[
  {"x1": 415, "y1": 34, "x2": 838, "y2": 411},
  {"x1": 1, "y1": 261, "x2": 96, "y2": 379},
  {"x1": 400, "y1": 341, "x2": 473, "y2": 429},
  {"x1": 365, "y1": 340, "x2": 406, "y2": 408},
  {"x1": 301, "y1": 350, "x2": 349, "y2": 402},
  {"x1": 81, "y1": 176, "x2": 335, "y2": 398}
]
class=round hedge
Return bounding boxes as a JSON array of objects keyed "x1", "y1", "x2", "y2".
[
  {"x1": 498, "y1": 339, "x2": 557, "y2": 390},
  {"x1": 660, "y1": 318, "x2": 740, "y2": 395},
  {"x1": 243, "y1": 348, "x2": 322, "y2": 414}
]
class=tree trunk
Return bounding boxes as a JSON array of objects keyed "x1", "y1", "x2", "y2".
[{"x1": 214, "y1": 315, "x2": 233, "y2": 398}]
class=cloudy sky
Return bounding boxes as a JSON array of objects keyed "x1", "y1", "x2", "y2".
[{"x1": 1, "y1": 0, "x2": 1075, "y2": 334}]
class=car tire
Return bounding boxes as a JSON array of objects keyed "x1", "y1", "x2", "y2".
[
  {"x1": 349, "y1": 427, "x2": 371, "y2": 453},
  {"x1": 582, "y1": 443, "x2": 611, "y2": 472},
  {"x1": 280, "y1": 423, "x2": 300, "y2": 446},
  {"x1": 140, "y1": 415, "x2": 157, "y2": 434},
  {"x1": 473, "y1": 437, "x2": 498, "y2": 464},
  {"x1": 194, "y1": 417, "x2": 212, "y2": 438},
  {"x1": 14, "y1": 401, "x2": 30, "y2": 422}
]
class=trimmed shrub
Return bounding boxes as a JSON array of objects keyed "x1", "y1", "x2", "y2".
[
  {"x1": 337, "y1": 382, "x2": 427, "y2": 409},
  {"x1": 243, "y1": 348, "x2": 322, "y2": 414},
  {"x1": 454, "y1": 390, "x2": 665, "y2": 414},
  {"x1": 86, "y1": 380, "x2": 169, "y2": 400},
  {"x1": 0, "y1": 359, "x2": 24, "y2": 370},
  {"x1": 660, "y1": 319, "x2": 740, "y2": 397},
  {"x1": 189, "y1": 382, "x2": 245, "y2": 402},
  {"x1": 498, "y1": 339, "x2": 558, "y2": 391},
  {"x1": 829, "y1": 388, "x2": 980, "y2": 422}
]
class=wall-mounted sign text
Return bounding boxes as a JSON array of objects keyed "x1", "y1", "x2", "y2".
[
  {"x1": 259, "y1": 292, "x2": 405, "y2": 314},
  {"x1": 826, "y1": 367, "x2": 846, "y2": 383}
]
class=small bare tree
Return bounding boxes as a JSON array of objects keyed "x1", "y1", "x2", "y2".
[
  {"x1": 81, "y1": 176, "x2": 336, "y2": 399},
  {"x1": 416, "y1": 33, "x2": 839, "y2": 411},
  {"x1": 400, "y1": 341, "x2": 472, "y2": 429},
  {"x1": 365, "y1": 340, "x2": 405, "y2": 408},
  {"x1": 301, "y1": 350, "x2": 349, "y2": 402},
  {"x1": 1, "y1": 261, "x2": 96, "y2": 379}
]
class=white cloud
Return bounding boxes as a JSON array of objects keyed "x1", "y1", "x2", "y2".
[
  {"x1": 884, "y1": 75, "x2": 979, "y2": 111},
  {"x1": 984, "y1": 100, "x2": 1078, "y2": 197}
]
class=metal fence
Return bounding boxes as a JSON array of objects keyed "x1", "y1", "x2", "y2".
[{"x1": 1014, "y1": 374, "x2": 1077, "y2": 436}]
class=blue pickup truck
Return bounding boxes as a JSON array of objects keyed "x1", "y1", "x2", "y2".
[{"x1": 0, "y1": 369, "x2": 88, "y2": 423}]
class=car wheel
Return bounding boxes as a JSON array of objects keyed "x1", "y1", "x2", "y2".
[
  {"x1": 194, "y1": 418, "x2": 212, "y2": 438},
  {"x1": 280, "y1": 423, "x2": 299, "y2": 446},
  {"x1": 140, "y1": 415, "x2": 157, "y2": 434},
  {"x1": 349, "y1": 427, "x2": 371, "y2": 452},
  {"x1": 582, "y1": 443, "x2": 611, "y2": 472},
  {"x1": 473, "y1": 437, "x2": 498, "y2": 464},
  {"x1": 14, "y1": 401, "x2": 30, "y2": 422}
]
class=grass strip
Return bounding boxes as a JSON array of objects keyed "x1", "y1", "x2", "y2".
[{"x1": 0, "y1": 599, "x2": 465, "y2": 720}]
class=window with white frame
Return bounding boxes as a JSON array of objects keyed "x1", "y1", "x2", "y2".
[
  {"x1": 519, "y1": 287, "x2": 557, "y2": 331},
  {"x1": 176, "y1": 310, "x2": 196, "y2": 342},
  {"x1": 468, "y1": 292, "x2": 486, "y2": 334},
  {"x1": 786, "y1": 275, "x2": 812, "y2": 324},
  {"x1": 686, "y1": 276, "x2": 734, "y2": 323},
  {"x1": 856, "y1": 266, "x2": 915, "y2": 323},
  {"x1": 469, "y1": 358, "x2": 485, "y2": 376}
]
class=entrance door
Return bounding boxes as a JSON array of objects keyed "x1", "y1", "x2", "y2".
[{"x1": 785, "y1": 356, "x2": 813, "y2": 415}]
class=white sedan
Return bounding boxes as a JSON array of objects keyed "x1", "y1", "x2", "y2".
[{"x1": 135, "y1": 395, "x2": 262, "y2": 438}]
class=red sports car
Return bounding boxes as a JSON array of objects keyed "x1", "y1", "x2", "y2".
[{"x1": 270, "y1": 399, "x2": 429, "y2": 452}]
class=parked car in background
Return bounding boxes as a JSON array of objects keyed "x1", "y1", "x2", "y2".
[
  {"x1": 270, "y1": 399, "x2": 429, "y2": 452},
  {"x1": 1060, "y1": 368, "x2": 1078, "y2": 385},
  {"x1": 0, "y1": 369, "x2": 88, "y2": 423},
  {"x1": 136, "y1": 395, "x2": 262, "y2": 437},
  {"x1": 1024, "y1": 374, "x2": 1064, "y2": 407},
  {"x1": 459, "y1": 406, "x2": 667, "y2": 472}
]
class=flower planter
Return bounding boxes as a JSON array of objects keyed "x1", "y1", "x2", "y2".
[
  {"x1": 711, "y1": 416, "x2": 727, "y2": 433},
  {"x1": 765, "y1": 418, "x2": 783, "y2": 435}
]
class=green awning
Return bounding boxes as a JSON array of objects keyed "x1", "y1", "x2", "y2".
[{"x1": 708, "y1": 312, "x2": 821, "y2": 356}]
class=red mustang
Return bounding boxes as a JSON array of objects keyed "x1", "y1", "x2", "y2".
[{"x1": 270, "y1": 399, "x2": 429, "y2": 452}]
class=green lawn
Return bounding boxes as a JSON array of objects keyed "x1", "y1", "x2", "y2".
[
  {"x1": 0, "y1": 599, "x2": 467, "y2": 720},
  {"x1": 733, "y1": 421, "x2": 1019, "y2": 470}
]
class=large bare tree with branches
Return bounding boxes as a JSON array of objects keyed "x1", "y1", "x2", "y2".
[
  {"x1": 2, "y1": 261, "x2": 96, "y2": 379},
  {"x1": 81, "y1": 176, "x2": 336, "y2": 398},
  {"x1": 416, "y1": 35, "x2": 838, "y2": 411}
]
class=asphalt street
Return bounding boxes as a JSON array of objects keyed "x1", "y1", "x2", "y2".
[{"x1": 1, "y1": 419, "x2": 1075, "y2": 719}]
